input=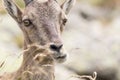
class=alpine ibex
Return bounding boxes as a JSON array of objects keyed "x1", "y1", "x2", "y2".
[
  {"x1": 3, "y1": 0, "x2": 75, "y2": 63},
  {"x1": 0, "y1": 44, "x2": 55, "y2": 80}
]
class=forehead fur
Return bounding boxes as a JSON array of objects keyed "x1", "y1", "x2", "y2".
[
  {"x1": 36, "y1": 0, "x2": 49, "y2": 3},
  {"x1": 23, "y1": 0, "x2": 61, "y2": 20}
]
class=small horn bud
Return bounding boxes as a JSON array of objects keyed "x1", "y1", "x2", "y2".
[{"x1": 24, "y1": 0, "x2": 33, "y2": 6}]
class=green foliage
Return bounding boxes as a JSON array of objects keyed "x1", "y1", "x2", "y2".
[
  {"x1": 0, "y1": 0, "x2": 24, "y2": 14},
  {"x1": 15, "y1": 0, "x2": 25, "y2": 8},
  {"x1": 90, "y1": 0, "x2": 105, "y2": 5}
]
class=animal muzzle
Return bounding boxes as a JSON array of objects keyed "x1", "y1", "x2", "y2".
[{"x1": 49, "y1": 43, "x2": 67, "y2": 63}]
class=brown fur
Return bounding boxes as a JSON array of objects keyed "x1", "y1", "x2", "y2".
[
  {"x1": 2, "y1": 0, "x2": 75, "y2": 79},
  {"x1": 0, "y1": 44, "x2": 55, "y2": 80},
  {"x1": 3, "y1": 0, "x2": 75, "y2": 63}
]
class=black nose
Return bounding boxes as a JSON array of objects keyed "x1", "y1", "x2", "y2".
[{"x1": 50, "y1": 44, "x2": 63, "y2": 52}]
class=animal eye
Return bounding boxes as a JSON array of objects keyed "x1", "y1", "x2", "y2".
[
  {"x1": 62, "y1": 18, "x2": 67, "y2": 25},
  {"x1": 23, "y1": 19, "x2": 32, "y2": 26}
]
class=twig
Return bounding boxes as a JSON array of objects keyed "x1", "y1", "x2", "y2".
[
  {"x1": 0, "y1": 62, "x2": 5, "y2": 68},
  {"x1": 68, "y1": 72, "x2": 97, "y2": 80}
]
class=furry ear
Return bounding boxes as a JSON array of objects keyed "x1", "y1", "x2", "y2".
[
  {"x1": 24, "y1": 0, "x2": 33, "y2": 6},
  {"x1": 3, "y1": 0, "x2": 22, "y2": 23},
  {"x1": 61, "y1": 0, "x2": 76, "y2": 14}
]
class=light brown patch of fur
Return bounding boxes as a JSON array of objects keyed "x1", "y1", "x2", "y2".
[{"x1": 0, "y1": 44, "x2": 55, "y2": 80}]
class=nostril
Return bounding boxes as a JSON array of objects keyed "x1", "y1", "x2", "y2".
[
  {"x1": 50, "y1": 44, "x2": 58, "y2": 51},
  {"x1": 50, "y1": 44, "x2": 63, "y2": 51}
]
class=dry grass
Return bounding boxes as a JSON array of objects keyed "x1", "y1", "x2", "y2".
[{"x1": 68, "y1": 72, "x2": 97, "y2": 80}]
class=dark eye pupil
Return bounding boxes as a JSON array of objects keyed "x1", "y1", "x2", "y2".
[{"x1": 23, "y1": 19, "x2": 31, "y2": 26}]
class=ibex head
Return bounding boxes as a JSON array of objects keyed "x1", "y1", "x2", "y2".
[{"x1": 3, "y1": 0, "x2": 75, "y2": 63}]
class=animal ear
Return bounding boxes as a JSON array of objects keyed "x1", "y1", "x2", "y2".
[
  {"x1": 61, "y1": 0, "x2": 76, "y2": 14},
  {"x1": 3, "y1": 0, "x2": 22, "y2": 23},
  {"x1": 24, "y1": 0, "x2": 33, "y2": 6}
]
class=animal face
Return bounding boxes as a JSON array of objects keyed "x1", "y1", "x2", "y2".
[{"x1": 3, "y1": 0, "x2": 75, "y2": 63}]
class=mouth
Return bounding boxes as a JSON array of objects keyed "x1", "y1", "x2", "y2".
[
  {"x1": 54, "y1": 54, "x2": 67, "y2": 63},
  {"x1": 56, "y1": 54, "x2": 67, "y2": 59}
]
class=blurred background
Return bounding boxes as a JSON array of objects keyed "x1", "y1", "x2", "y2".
[{"x1": 0, "y1": 0, "x2": 120, "y2": 80}]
